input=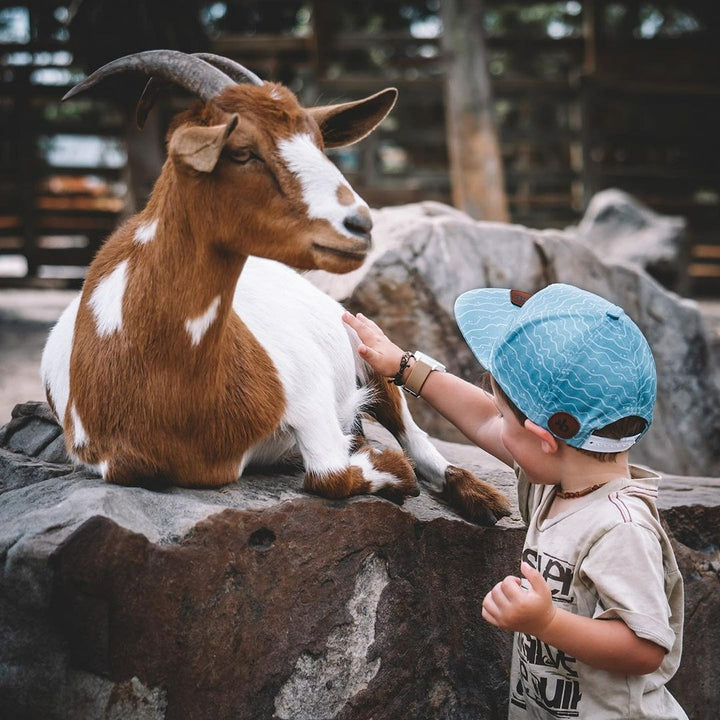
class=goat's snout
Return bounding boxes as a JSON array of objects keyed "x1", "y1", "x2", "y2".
[{"x1": 342, "y1": 208, "x2": 373, "y2": 241}]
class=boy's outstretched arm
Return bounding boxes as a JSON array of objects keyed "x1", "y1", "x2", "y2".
[
  {"x1": 342, "y1": 311, "x2": 513, "y2": 465},
  {"x1": 483, "y1": 562, "x2": 666, "y2": 675}
]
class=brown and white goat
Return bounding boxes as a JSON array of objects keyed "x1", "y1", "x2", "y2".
[{"x1": 41, "y1": 51, "x2": 510, "y2": 524}]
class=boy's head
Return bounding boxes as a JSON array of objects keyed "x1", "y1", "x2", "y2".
[{"x1": 454, "y1": 283, "x2": 656, "y2": 454}]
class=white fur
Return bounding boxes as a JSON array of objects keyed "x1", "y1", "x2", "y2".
[
  {"x1": 350, "y1": 449, "x2": 400, "y2": 492},
  {"x1": 89, "y1": 260, "x2": 128, "y2": 337},
  {"x1": 70, "y1": 403, "x2": 89, "y2": 447},
  {"x1": 397, "y1": 402, "x2": 449, "y2": 491},
  {"x1": 135, "y1": 219, "x2": 158, "y2": 245},
  {"x1": 185, "y1": 295, "x2": 221, "y2": 346},
  {"x1": 41, "y1": 256, "x2": 452, "y2": 493},
  {"x1": 41, "y1": 294, "x2": 80, "y2": 422},
  {"x1": 277, "y1": 133, "x2": 368, "y2": 238},
  {"x1": 236, "y1": 258, "x2": 366, "y2": 475}
]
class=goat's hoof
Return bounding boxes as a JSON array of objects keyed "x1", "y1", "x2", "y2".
[
  {"x1": 439, "y1": 466, "x2": 512, "y2": 526},
  {"x1": 359, "y1": 446, "x2": 419, "y2": 501}
]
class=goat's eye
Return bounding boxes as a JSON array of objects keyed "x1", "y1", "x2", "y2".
[{"x1": 226, "y1": 147, "x2": 259, "y2": 165}]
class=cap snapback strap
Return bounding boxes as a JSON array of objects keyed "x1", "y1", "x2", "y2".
[{"x1": 579, "y1": 433, "x2": 642, "y2": 453}]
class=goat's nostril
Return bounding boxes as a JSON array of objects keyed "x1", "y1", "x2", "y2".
[{"x1": 343, "y1": 211, "x2": 373, "y2": 238}]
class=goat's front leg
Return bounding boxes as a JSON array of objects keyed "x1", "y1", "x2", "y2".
[
  {"x1": 293, "y1": 420, "x2": 419, "y2": 502},
  {"x1": 364, "y1": 376, "x2": 512, "y2": 525}
]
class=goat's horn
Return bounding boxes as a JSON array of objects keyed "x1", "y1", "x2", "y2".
[
  {"x1": 135, "y1": 53, "x2": 263, "y2": 129},
  {"x1": 193, "y1": 53, "x2": 263, "y2": 86},
  {"x1": 62, "y1": 49, "x2": 235, "y2": 103}
]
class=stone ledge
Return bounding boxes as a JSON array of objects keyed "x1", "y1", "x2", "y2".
[{"x1": 1, "y1": 402, "x2": 719, "y2": 720}]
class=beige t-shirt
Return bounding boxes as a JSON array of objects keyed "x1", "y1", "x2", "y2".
[{"x1": 509, "y1": 466, "x2": 687, "y2": 719}]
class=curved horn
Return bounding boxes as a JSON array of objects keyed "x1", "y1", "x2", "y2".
[
  {"x1": 62, "y1": 49, "x2": 235, "y2": 103},
  {"x1": 135, "y1": 53, "x2": 263, "y2": 129},
  {"x1": 193, "y1": 53, "x2": 263, "y2": 86}
]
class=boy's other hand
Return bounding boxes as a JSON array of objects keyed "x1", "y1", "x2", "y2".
[
  {"x1": 342, "y1": 311, "x2": 405, "y2": 377},
  {"x1": 482, "y1": 562, "x2": 557, "y2": 637}
]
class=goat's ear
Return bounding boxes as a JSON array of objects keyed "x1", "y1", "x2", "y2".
[
  {"x1": 309, "y1": 88, "x2": 397, "y2": 148},
  {"x1": 169, "y1": 114, "x2": 239, "y2": 173}
]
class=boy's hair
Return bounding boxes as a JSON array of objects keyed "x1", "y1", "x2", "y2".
[{"x1": 486, "y1": 373, "x2": 647, "y2": 462}]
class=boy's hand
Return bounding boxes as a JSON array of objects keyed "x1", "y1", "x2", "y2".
[
  {"x1": 342, "y1": 311, "x2": 405, "y2": 377},
  {"x1": 482, "y1": 562, "x2": 557, "y2": 638}
]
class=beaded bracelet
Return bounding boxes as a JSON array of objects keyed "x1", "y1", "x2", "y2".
[{"x1": 392, "y1": 351, "x2": 414, "y2": 386}]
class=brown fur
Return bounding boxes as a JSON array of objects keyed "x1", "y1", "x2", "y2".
[
  {"x1": 336, "y1": 184, "x2": 354, "y2": 206},
  {"x1": 304, "y1": 443, "x2": 418, "y2": 503},
  {"x1": 304, "y1": 465, "x2": 371, "y2": 499},
  {"x1": 364, "y1": 373, "x2": 406, "y2": 438},
  {"x1": 69, "y1": 220, "x2": 286, "y2": 487},
  {"x1": 63, "y1": 77, "x2": 397, "y2": 492},
  {"x1": 361, "y1": 444, "x2": 419, "y2": 504},
  {"x1": 441, "y1": 466, "x2": 512, "y2": 525}
]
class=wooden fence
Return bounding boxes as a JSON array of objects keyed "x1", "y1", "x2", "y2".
[{"x1": 1, "y1": 1, "x2": 718, "y2": 293}]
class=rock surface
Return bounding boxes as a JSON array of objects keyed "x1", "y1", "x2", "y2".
[
  {"x1": 306, "y1": 201, "x2": 720, "y2": 477},
  {"x1": 571, "y1": 188, "x2": 686, "y2": 288},
  {"x1": 1, "y1": 402, "x2": 719, "y2": 720}
]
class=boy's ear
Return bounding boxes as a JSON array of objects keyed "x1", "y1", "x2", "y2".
[
  {"x1": 169, "y1": 114, "x2": 239, "y2": 173},
  {"x1": 524, "y1": 419, "x2": 559, "y2": 454},
  {"x1": 308, "y1": 88, "x2": 397, "y2": 148}
]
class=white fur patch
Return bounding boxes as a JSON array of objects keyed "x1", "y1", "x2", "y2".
[
  {"x1": 71, "y1": 403, "x2": 89, "y2": 447},
  {"x1": 235, "y1": 259, "x2": 363, "y2": 475},
  {"x1": 89, "y1": 260, "x2": 128, "y2": 337},
  {"x1": 277, "y1": 133, "x2": 368, "y2": 238},
  {"x1": 185, "y1": 295, "x2": 221, "y2": 346},
  {"x1": 350, "y1": 449, "x2": 400, "y2": 492},
  {"x1": 41, "y1": 294, "x2": 80, "y2": 422},
  {"x1": 135, "y1": 219, "x2": 158, "y2": 245},
  {"x1": 397, "y1": 401, "x2": 448, "y2": 491}
]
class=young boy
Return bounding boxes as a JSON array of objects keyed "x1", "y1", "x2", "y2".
[{"x1": 343, "y1": 283, "x2": 686, "y2": 719}]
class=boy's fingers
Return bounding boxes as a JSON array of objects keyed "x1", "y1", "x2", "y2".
[
  {"x1": 482, "y1": 605, "x2": 498, "y2": 627},
  {"x1": 520, "y1": 562, "x2": 546, "y2": 593},
  {"x1": 358, "y1": 344, "x2": 378, "y2": 360},
  {"x1": 342, "y1": 312, "x2": 360, "y2": 331},
  {"x1": 491, "y1": 583, "x2": 514, "y2": 612},
  {"x1": 357, "y1": 313, "x2": 382, "y2": 333},
  {"x1": 501, "y1": 576, "x2": 524, "y2": 600},
  {"x1": 483, "y1": 591, "x2": 500, "y2": 617}
]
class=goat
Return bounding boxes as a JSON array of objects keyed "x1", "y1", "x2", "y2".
[{"x1": 41, "y1": 50, "x2": 510, "y2": 524}]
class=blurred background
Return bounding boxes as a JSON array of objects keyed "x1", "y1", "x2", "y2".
[{"x1": 0, "y1": 0, "x2": 719, "y2": 415}]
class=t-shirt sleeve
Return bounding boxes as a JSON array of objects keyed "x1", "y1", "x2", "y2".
[{"x1": 578, "y1": 522, "x2": 677, "y2": 652}]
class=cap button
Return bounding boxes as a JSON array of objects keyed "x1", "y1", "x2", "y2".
[{"x1": 606, "y1": 304, "x2": 623, "y2": 320}]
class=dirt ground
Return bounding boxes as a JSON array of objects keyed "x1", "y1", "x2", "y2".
[
  {"x1": 0, "y1": 288, "x2": 77, "y2": 424},
  {"x1": 1, "y1": 287, "x2": 719, "y2": 427}
]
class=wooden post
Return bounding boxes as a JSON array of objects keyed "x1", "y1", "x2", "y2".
[
  {"x1": 440, "y1": 0, "x2": 509, "y2": 221},
  {"x1": 580, "y1": 0, "x2": 601, "y2": 209}
]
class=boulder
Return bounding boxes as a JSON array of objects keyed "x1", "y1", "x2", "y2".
[
  {"x1": 1, "y1": 403, "x2": 719, "y2": 720},
  {"x1": 305, "y1": 202, "x2": 720, "y2": 477},
  {"x1": 571, "y1": 188, "x2": 686, "y2": 288}
]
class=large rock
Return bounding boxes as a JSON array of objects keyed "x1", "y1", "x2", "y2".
[
  {"x1": 306, "y1": 202, "x2": 720, "y2": 477},
  {"x1": 1, "y1": 403, "x2": 720, "y2": 720},
  {"x1": 571, "y1": 188, "x2": 686, "y2": 288}
]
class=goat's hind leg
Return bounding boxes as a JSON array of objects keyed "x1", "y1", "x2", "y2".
[
  {"x1": 293, "y1": 415, "x2": 418, "y2": 502},
  {"x1": 365, "y1": 374, "x2": 511, "y2": 525}
]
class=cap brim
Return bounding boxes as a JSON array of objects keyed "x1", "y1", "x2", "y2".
[{"x1": 454, "y1": 288, "x2": 520, "y2": 370}]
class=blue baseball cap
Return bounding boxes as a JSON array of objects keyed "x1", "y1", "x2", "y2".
[{"x1": 454, "y1": 284, "x2": 656, "y2": 452}]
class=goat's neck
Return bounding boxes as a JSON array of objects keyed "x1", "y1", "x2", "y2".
[{"x1": 116, "y1": 181, "x2": 251, "y2": 358}]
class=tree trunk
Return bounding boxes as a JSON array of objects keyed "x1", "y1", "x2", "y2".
[{"x1": 441, "y1": 0, "x2": 509, "y2": 222}]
